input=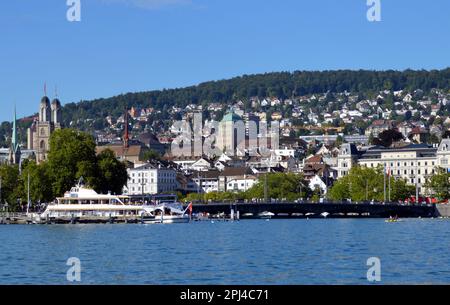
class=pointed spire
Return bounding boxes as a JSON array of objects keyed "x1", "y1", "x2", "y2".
[
  {"x1": 12, "y1": 105, "x2": 17, "y2": 152},
  {"x1": 44, "y1": 82, "x2": 47, "y2": 97},
  {"x1": 124, "y1": 106, "x2": 129, "y2": 149}
]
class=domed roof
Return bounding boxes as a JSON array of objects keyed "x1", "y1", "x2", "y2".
[
  {"x1": 40, "y1": 96, "x2": 50, "y2": 105},
  {"x1": 221, "y1": 111, "x2": 242, "y2": 122}
]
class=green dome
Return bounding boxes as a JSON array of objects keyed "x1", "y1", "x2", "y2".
[{"x1": 221, "y1": 112, "x2": 241, "y2": 122}]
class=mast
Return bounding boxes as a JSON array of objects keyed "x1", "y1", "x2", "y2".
[
  {"x1": 388, "y1": 170, "x2": 391, "y2": 202},
  {"x1": 264, "y1": 162, "x2": 269, "y2": 203},
  {"x1": 383, "y1": 163, "x2": 386, "y2": 203},
  {"x1": 26, "y1": 172, "x2": 30, "y2": 214}
]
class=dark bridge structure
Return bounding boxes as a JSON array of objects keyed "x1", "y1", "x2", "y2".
[{"x1": 188, "y1": 202, "x2": 438, "y2": 219}]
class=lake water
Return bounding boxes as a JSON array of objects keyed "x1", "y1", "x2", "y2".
[{"x1": 0, "y1": 219, "x2": 449, "y2": 284}]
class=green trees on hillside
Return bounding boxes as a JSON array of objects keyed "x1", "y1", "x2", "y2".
[
  {"x1": 2, "y1": 69, "x2": 450, "y2": 142},
  {"x1": 56, "y1": 69, "x2": 450, "y2": 130}
]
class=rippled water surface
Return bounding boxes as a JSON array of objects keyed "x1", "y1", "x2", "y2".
[{"x1": 1, "y1": 219, "x2": 449, "y2": 284}]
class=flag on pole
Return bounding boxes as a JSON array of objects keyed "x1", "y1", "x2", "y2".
[{"x1": 187, "y1": 202, "x2": 193, "y2": 215}]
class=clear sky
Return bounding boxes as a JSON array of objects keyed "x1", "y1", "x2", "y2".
[{"x1": 0, "y1": 0, "x2": 449, "y2": 122}]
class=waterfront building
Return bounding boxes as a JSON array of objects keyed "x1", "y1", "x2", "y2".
[
  {"x1": 27, "y1": 95, "x2": 62, "y2": 163},
  {"x1": 218, "y1": 167, "x2": 254, "y2": 192},
  {"x1": 309, "y1": 175, "x2": 328, "y2": 195},
  {"x1": 336, "y1": 140, "x2": 450, "y2": 194},
  {"x1": 125, "y1": 163, "x2": 177, "y2": 195},
  {"x1": 225, "y1": 175, "x2": 257, "y2": 192},
  {"x1": 191, "y1": 170, "x2": 220, "y2": 193}
]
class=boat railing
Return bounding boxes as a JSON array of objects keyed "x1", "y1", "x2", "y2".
[{"x1": 0, "y1": 212, "x2": 28, "y2": 218}]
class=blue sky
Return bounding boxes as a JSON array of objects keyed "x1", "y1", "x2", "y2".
[{"x1": 0, "y1": 0, "x2": 449, "y2": 122}]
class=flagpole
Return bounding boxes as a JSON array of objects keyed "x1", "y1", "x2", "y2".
[
  {"x1": 388, "y1": 168, "x2": 391, "y2": 202},
  {"x1": 26, "y1": 172, "x2": 30, "y2": 214},
  {"x1": 383, "y1": 163, "x2": 386, "y2": 203}
]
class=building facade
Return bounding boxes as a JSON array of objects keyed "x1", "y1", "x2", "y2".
[
  {"x1": 336, "y1": 140, "x2": 450, "y2": 194},
  {"x1": 217, "y1": 112, "x2": 243, "y2": 155},
  {"x1": 126, "y1": 163, "x2": 177, "y2": 195},
  {"x1": 27, "y1": 96, "x2": 62, "y2": 163}
]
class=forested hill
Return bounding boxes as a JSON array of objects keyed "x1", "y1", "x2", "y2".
[
  {"x1": 62, "y1": 69, "x2": 450, "y2": 124},
  {"x1": 1, "y1": 69, "x2": 450, "y2": 147}
]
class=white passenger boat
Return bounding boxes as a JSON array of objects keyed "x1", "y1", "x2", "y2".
[
  {"x1": 28, "y1": 179, "x2": 191, "y2": 224},
  {"x1": 142, "y1": 203, "x2": 190, "y2": 224}
]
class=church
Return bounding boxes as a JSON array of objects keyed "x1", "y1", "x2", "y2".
[{"x1": 27, "y1": 95, "x2": 62, "y2": 163}]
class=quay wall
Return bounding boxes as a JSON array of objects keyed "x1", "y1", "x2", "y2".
[{"x1": 435, "y1": 204, "x2": 450, "y2": 217}]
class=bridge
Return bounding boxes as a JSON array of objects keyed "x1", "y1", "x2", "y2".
[{"x1": 187, "y1": 202, "x2": 438, "y2": 219}]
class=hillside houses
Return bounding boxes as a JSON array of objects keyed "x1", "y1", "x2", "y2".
[{"x1": 70, "y1": 86, "x2": 450, "y2": 199}]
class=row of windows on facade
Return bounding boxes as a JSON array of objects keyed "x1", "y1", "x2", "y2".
[
  {"x1": 339, "y1": 170, "x2": 427, "y2": 185},
  {"x1": 228, "y1": 183, "x2": 249, "y2": 188},
  {"x1": 130, "y1": 178, "x2": 175, "y2": 184},
  {"x1": 341, "y1": 161, "x2": 437, "y2": 168},
  {"x1": 130, "y1": 185, "x2": 176, "y2": 192},
  {"x1": 130, "y1": 171, "x2": 175, "y2": 178}
]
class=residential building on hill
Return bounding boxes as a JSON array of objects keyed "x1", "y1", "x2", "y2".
[{"x1": 96, "y1": 143, "x2": 147, "y2": 163}]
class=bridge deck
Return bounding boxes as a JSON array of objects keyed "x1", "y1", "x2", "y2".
[{"x1": 186, "y1": 202, "x2": 437, "y2": 218}]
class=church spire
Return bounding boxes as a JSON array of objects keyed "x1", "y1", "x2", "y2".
[
  {"x1": 124, "y1": 107, "x2": 129, "y2": 149},
  {"x1": 12, "y1": 105, "x2": 18, "y2": 153},
  {"x1": 9, "y1": 105, "x2": 21, "y2": 165}
]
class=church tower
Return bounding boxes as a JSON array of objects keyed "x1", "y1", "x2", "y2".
[
  {"x1": 9, "y1": 106, "x2": 21, "y2": 165},
  {"x1": 27, "y1": 86, "x2": 63, "y2": 164},
  {"x1": 51, "y1": 98, "x2": 62, "y2": 128},
  {"x1": 39, "y1": 96, "x2": 51, "y2": 123}
]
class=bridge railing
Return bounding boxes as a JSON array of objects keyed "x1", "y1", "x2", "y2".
[{"x1": 187, "y1": 200, "x2": 432, "y2": 207}]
